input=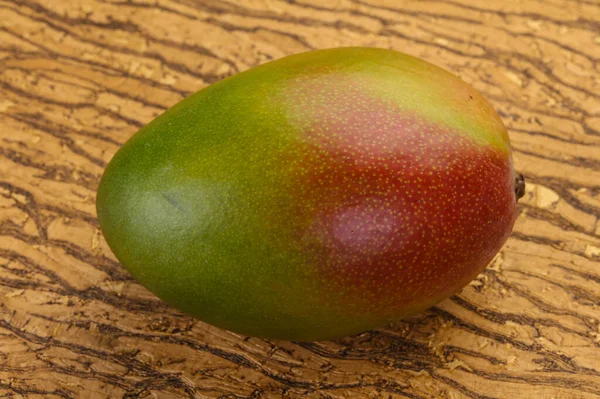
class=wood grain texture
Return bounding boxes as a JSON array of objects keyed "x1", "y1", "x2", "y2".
[{"x1": 1, "y1": 0, "x2": 599, "y2": 398}]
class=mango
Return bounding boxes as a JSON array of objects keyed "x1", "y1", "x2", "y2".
[{"x1": 96, "y1": 47, "x2": 523, "y2": 341}]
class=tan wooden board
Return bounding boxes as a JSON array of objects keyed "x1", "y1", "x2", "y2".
[{"x1": 1, "y1": 0, "x2": 599, "y2": 398}]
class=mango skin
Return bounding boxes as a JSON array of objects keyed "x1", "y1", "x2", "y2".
[{"x1": 96, "y1": 47, "x2": 518, "y2": 341}]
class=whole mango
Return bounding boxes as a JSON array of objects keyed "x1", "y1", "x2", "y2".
[{"x1": 97, "y1": 47, "x2": 524, "y2": 341}]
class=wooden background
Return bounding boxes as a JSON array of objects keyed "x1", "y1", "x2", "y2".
[{"x1": 1, "y1": 0, "x2": 599, "y2": 398}]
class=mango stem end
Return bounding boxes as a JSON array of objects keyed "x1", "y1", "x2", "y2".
[{"x1": 515, "y1": 173, "x2": 525, "y2": 201}]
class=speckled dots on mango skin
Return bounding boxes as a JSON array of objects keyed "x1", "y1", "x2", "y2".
[{"x1": 272, "y1": 69, "x2": 516, "y2": 323}]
